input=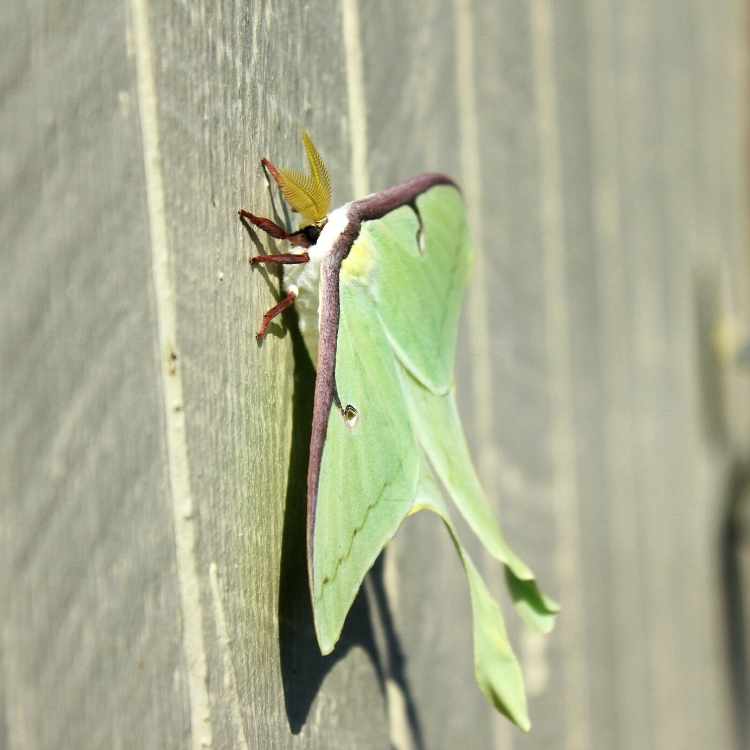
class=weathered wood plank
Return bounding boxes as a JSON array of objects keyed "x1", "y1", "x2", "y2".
[
  {"x1": 0, "y1": 2, "x2": 189, "y2": 747},
  {"x1": 141, "y1": 1, "x2": 388, "y2": 747}
]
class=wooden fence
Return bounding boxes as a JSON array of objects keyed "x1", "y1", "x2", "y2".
[{"x1": 2, "y1": 1, "x2": 749, "y2": 748}]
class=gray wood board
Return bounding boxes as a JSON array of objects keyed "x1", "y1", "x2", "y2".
[
  {"x1": 1, "y1": 0, "x2": 748, "y2": 748},
  {"x1": 0, "y1": 1, "x2": 189, "y2": 747}
]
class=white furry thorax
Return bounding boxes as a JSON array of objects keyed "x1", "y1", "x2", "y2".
[{"x1": 283, "y1": 203, "x2": 351, "y2": 366}]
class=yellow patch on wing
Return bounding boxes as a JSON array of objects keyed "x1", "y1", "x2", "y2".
[{"x1": 341, "y1": 236, "x2": 375, "y2": 283}]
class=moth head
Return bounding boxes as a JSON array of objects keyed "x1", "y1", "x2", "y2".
[{"x1": 266, "y1": 131, "x2": 331, "y2": 230}]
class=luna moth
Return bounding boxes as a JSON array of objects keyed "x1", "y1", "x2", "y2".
[{"x1": 240, "y1": 133, "x2": 557, "y2": 731}]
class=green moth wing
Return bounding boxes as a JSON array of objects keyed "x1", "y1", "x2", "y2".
[
  {"x1": 311, "y1": 274, "x2": 420, "y2": 652},
  {"x1": 303, "y1": 175, "x2": 557, "y2": 728}
]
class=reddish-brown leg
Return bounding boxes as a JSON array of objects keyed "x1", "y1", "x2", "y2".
[
  {"x1": 238, "y1": 209, "x2": 312, "y2": 248},
  {"x1": 239, "y1": 209, "x2": 289, "y2": 238},
  {"x1": 250, "y1": 251, "x2": 310, "y2": 266},
  {"x1": 257, "y1": 289, "x2": 298, "y2": 343}
]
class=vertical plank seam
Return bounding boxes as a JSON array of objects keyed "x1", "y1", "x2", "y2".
[
  {"x1": 453, "y1": 1, "x2": 513, "y2": 745},
  {"x1": 341, "y1": 0, "x2": 370, "y2": 198},
  {"x1": 585, "y1": 0, "x2": 639, "y2": 747},
  {"x1": 721, "y1": 1, "x2": 750, "y2": 433},
  {"x1": 454, "y1": 0, "x2": 493, "y2": 471},
  {"x1": 530, "y1": 2, "x2": 591, "y2": 748},
  {"x1": 129, "y1": 1, "x2": 213, "y2": 747},
  {"x1": 654, "y1": 3, "x2": 704, "y2": 745}
]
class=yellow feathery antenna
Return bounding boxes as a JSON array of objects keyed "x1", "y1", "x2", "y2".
[{"x1": 271, "y1": 132, "x2": 332, "y2": 227}]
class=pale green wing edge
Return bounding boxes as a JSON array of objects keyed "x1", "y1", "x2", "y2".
[
  {"x1": 398, "y1": 320, "x2": 559, "y2": 634},
  {"x1": 411, "y1": 459, "x2": 531, "y2": 732}
]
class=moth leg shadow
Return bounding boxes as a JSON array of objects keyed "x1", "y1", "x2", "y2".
[{"x1": 277, "y1": 305, "x2": 423, "y2": 750}]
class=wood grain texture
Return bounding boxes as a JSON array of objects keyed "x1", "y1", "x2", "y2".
[
  {"x1": 137, "y1": 1, "x2": 388, "y2": 748},
  {"x1": 1, "y1": 0, "x2": 748, "y2": 748},
  {"x1": 0, "y1": 2, "x2": 190, "y2": 747}
]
